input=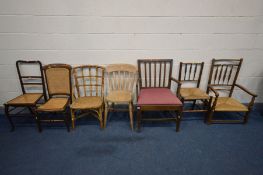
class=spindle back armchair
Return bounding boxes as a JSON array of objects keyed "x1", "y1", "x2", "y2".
[
  {"x1": 71, "y1": 65, "x2": 105, "y2": 129},
  {"x1": 207, "y1": 58, "x2": 257, "y2": 124}
]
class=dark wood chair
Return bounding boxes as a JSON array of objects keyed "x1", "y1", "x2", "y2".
[
  {"x1": 4, "y1": 60, "x2": 47, "y2": 131},
  {"x1": 177, "y1": 62, "x2": 211, "y2": 116},
  {"x1": 70, "y1": 65, "x2": 105, "y2": 129},
  {"x1": 137, "y1": 59, "x2": 183, "y2": 132},
  {"x1": 35, "y1": 64, "x2": 72, "y2": 132},
  {"x1": 207, "y1": 58, "x2": 257, "y2": 124}
]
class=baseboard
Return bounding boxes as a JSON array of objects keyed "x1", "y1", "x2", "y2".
[{"x1": 1, "y1": 103, "x2": 263, "y2": 116}]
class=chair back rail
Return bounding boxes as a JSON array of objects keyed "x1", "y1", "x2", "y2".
[
  {"x1": 72, "y1": 65, "x2": 105, "y2": 98},
  {"x1": 106, "y1": 64, "x2": 137, "y2": 93},
  {"x1": 16, "y1": 60, "x2": 47, "y2": 100},
  {"x1": 178, "y1": 62, "x2": 204, "y2": 87},
  {"x1": 207, "y1": 58, "x2": 243, "y2": 96},
  {"x1": 137, "y1": 59, "x2": 173, "y2": 88}
]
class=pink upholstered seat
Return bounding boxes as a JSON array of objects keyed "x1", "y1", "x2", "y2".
[{"x1": 137, "y1": 88, "x2": 182, "y2": 106}]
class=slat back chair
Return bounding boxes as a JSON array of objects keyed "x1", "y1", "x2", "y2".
[
  {"x1": 178, "y1": 62, "x2": 204, "y2": 88},
  {"x1": 138, "y1": 59, "x2": 173, "y2": 89},
  {"x1": 136, "y1": 59, "x2": 183, "y2": 132},
  {"x1": 71, "y1": 65, "x2": 105, "y2": 129},
  {"x1": 207, "y1": 59, "x2": 242, "y2": 97},
  {"x1": 4, "y1": 60, "x2": 47, "y2": 131},
  {"x1": 36, "y1": 64, "x2": 72, "y2": 132},
  {"x1": 177, "y1": 62, "x2": 210, "y2": 113},
  {"x1": 104, "y1": 64, "x2": 138, "y2": 130},
  {"x1": 206, "y1": 58, "x2": 257, "y2": 124}
]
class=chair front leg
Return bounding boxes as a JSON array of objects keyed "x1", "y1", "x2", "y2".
[
  {"x1": 70, "y1": 108, "x2": 76, "y2": 129},
  {"x1": 34, "y1": 110, "x2": 42, "y2": 133},
  {"x1": 4, "y1": 104, "x2": 14, "y2": 132},
  {"x1": 176, "y1": 108, "x2": 182, "y2": 132},
  {"x1": 136, "y1": 106, "x2": 142, "y2": 132},
  {"x1": 129, "y1": 102, "x2": 134, "y2": 131},
  {"x1": 98, "y1": 107, "x2": 104, "y2": 129},
  {"x1": 104, "y1": 101, "x2": 109, "y2": 128},
  {"x1": 64, "y1": 112, "x2": 70, "y2": 132},
  {"x1": 243, "y1": 96, "x2": 256, "y2": 124}
]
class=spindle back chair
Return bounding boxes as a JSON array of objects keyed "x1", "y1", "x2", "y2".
[
  {"x1": 177, "y1": 62, "x2": 210, "y2": 114},
  {"x1": 104, "y1": 64, "x2": 137, "y2": 130},
  {"x1": 207, "y1": 58, "x2": 257, "y2": 124}
]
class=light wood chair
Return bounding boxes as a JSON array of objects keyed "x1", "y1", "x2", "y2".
[
  {"x1": 137, "y1": 59, "x2": 183, "y2": 132},
  {"x1": 4, "y1": 60, "x2": 47, "y2": 131},
  {"x1": 35, "y1": 64, "x2": 72, "y2": 132},
  {"x1": 207, "y1": 58, "x2": 257, "y2": 124},
  {"x1": 104, "y1": 64, "x2": 138, "y2": 130},
  {"x1": 70, "y1": 65, "x2": 105, "y2": 129},
  {"x1": 177, "y1": 62, "x2": 211, "y2": 116}
]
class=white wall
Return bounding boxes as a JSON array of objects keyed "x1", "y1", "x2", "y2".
[{"x1": 0, "y1": 0, "x2": 263, "y2": 105}]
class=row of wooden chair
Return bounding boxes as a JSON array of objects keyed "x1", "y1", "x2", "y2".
[{"x1": 4, "y1": 59, "x2": 257, "y2": 132}]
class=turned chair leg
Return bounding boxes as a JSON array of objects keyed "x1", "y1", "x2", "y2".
[
  {"x1": 34, "y1": 111, "x2": 42, "y2": 133},
  {"x1": 4, "y1": 104, "x2": 15, "y2": 132},
  {"x1": 98, "y1": 107, "x2": 104, "y2": 129},
  {"x1": 104, "y1": 102, "x2": 109, "y2": 128},
  {"x1": 243, "y1": 111, "x2": 250, "y2": 124},
  {"x1": 129, "y1": 102, "x2": 134, "y2": 131},
  {"x1": 176, "y1": 109, "x2": 182, "y2": 132},
  {"x1": 64, "y1": 112, "x2": 70, "y2": 132},
  {"x1": 70, "y1": 109, "x2": 76, "y2": 129},
  {"x1": 136, "y1": 107, "x2": 142, "y2": 132}
]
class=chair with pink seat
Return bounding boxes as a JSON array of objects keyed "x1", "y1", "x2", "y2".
[{"x1": 136, "y1": 59, "x2": 183, "y2": 132}]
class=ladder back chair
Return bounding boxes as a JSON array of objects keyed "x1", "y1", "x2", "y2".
[
  {"x1": 70, "y1": 65, "x2": 105, "y2": 129},
  {"x1": 178, "y1": 62, "x2": 210, "y2": 114},
  {"x1": 36, "y1": 64, "x2": 72, "y2": 132},
  {"x1": 137, "y1": 59, "x2": 183, "y2": 132},
  {"x1": 4, "y1": 60, "x2": 47, "y2": 131},
  {"x1": 207, "y1": 58, "x2": 257, "y2": 124},
  {"x1": 104, "y1": 64, "x2": 138, "y2": 130}
]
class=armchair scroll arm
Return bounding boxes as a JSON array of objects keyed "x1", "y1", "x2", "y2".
[
  {"x1": 234, "y1": 84, "x2": 257, "y2": 110},
  {"x1": 207, "y1": 85, "x2": 219, "y2": 109},
  {"x1": 234, "y1": 84, "x2": 257, "y2": 98},
  {"x1": 170, "y1": 77, "x2": 182, "y2": 96}
]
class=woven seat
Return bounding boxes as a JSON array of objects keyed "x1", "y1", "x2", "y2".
[
  {"x1": 212, "y1": 97, "x2": 248, "y2": 112},
  {"x1": 37, "y1": 98, "x2": 69, "y2": 112},
  {"x1": 7, "y1": 93, "x2": 43, "y2": 105},
  {"x1": 71, "y1": 96, "x2": 103, "y2": 109},
  {"x1": 106, "y1": 91, "x2": 132, "y2": 103},
  {"x1": 180, "y1": 88, "x2": 209, "y2": 100}
]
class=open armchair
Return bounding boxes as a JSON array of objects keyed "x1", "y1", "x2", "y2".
[
  {"x1": 207, "y1": 58, "x2": 257, "y2": 124},
  {"x1": 136, "y1": 59, "x2": 183, "y2": 132}
]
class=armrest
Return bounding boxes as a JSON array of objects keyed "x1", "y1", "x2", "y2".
[
  {"x1": 207, "y1": 85, "x2": 219, "y2": 97},
  {"x1": 170, "y1": 77, "x2": 182, "y2": 85},
  {"x1": 234, "y1": 84, "x2": 257, "y2": 97},
  {"x1": 170, "y1": 77, "x2": 182, "y2": 96}
]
